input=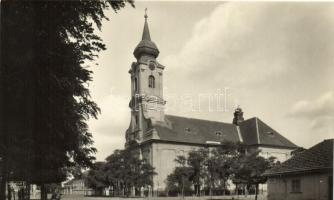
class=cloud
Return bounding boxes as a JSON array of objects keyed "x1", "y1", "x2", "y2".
[
  {"x1": 162, "y1": 3, "x2": 334, "y2": 89},
  {"x1": 88, "y1": 90, "x2": 130, "y2": 160},
  {"x1": 288, "y1": 91, "x2": 334, "y2": 119},
  {"x1": 159, "y1": 2, "x2": 334, "y2": 133},
  {"x1": 163, "y1": 3, "x2": 286, "y2": 87},
  {"x1": 88, "y1": 2, "x2": 334, "y2": 158},
  {"x1": 288, "y1": 91, "x2": 334, "y2": 131}
]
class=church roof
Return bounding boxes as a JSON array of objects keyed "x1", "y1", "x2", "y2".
[
  {"x1": 151, "y1": 115, "x2": 297, "y2": 149},
  {"x1": 154, "y1": 115, "x2": 240, "y2": 145},
  {"x1": 264, "y1": 139, "x2": 333, "y2": 176},
  {"x1": 239, "y1": 117, "x2": 298, "y2": 148}
]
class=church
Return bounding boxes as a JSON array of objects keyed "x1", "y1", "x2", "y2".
[{"x1": 125, "y1": 13, "x2": 298, "y2": 194}]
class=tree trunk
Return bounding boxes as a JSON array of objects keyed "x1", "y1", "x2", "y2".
[
  {"x1": 255, "y1": 184, "x2": 259, "y2": 200},
  {"x1": 209, "y1": 178, "x2": 213, "y2": 197},
  {"x1": 0, "y1": 2, "x2": 5, "y2": 199},
  {"x1": 181, "y1": 185, "x2": 184, "y2": 198},
  {"x1": 40, "y1": 185, "x2": 43, "y2": 200},
  {"x1": 181, "y1": 176, "x2": 184, "y2": 198},
  {"x1": 0, "y1": 176, "x2": 6, "y2": 200},
  {"x1": 0, "y1": 156, "x2": 8, "y2": 200},
  {"x1": 40, "y1": 184, "x2": 47, "y2": 200},
  {"x1": 198, "y1": 184, "x2": 200, "y2": 196},
  {"x1": 25, "y1": 183, "x2": 31, "y2": 200},
  {"x1": 222, "y1": 180, "x2": 226, "y2": 195},
  {"x1": 209, "y1": 186, "x2": 212, "y2": 198}
]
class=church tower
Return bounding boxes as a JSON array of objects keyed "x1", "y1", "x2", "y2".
[
  {"x1": 126, "y1": 11, "x2": 166, "y2": 144},
  {"x1": 232, "y1": 106, "x2": 244, "y2": 125}
]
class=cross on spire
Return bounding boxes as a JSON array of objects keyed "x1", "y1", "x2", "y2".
[{"x1": 144, "y1": 8, "x2": 148, "y2": 20}]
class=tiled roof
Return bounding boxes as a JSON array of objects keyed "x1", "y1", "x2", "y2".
[
  {"x1": 239, "y1": 118, "x2": 298, "y2": 148},
  {"x1": 264, "y1": 139, "x2": 333, "y2": 176},
  {"x1": 151, "y1": 115, "x2": 297, "y2": 149},
  {"x1": 154, "y1": 115, "x2": 240, "y2": 145},
  {"x1": 238, "y1": 118, "x2": 258, "y2": 145}
]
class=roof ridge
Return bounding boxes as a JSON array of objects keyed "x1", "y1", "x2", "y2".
[
  {"x1": 165, "y1": 114, "x2": 234, "y2": 125},
  {"x1": 166, "y1": 115, "x2": 263, "y2": 125},
  {"x1": 239, "y1": 117, "x2": 257, "y2": 123},
  {"x1": 265, "y1": 139, "x2": 333, "y2": 176},
  {"x1": 256, "y1": 117, "x2": 297, "y2": 145},
  {"x1": 255, "y1": 117, "x2": 260, "y2": 144}
]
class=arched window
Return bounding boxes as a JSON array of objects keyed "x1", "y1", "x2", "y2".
[
  {"x1": 148, "y1": 75, "x2": 155, "y2": 88},
  {"x1": 134, "y1": 77, "x2": 138, "y2": 92}
]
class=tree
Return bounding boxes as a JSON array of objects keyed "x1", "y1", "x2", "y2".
[
  {"x1": 135, "y1": 161, "x2": 156, "y2": 191},
  {"x1": 166, "y1": 166, "x2": 192, "y2": 197},
  {"x1": 166, "y1": 156, "x2": 192, "y2": 197},
  {"x1": 206, "y1": 142, "x2": 242, "y2": 196},
  {"x1": 233, "y1": 149, "x2": 278, "y2": 200},
  {"x1": 85, "y1": 162, "x2": 108, "y2": 196},
  {"x1": 187, "y1": 148, "x2": 209, "y2": 196},
  {"x1": 0, "y1": 1, "x2": 134, "y2": 200},
  {"x1": 101, "y1": 149, "x2": 156, "y2": 197},
  {"x1": 165, "y1": 143, "x2": 249, "y2": 197}
]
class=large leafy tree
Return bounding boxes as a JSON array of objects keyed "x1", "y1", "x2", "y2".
[
  {"x1": 233, "y1": 149, "x2": 277, "y2": 200},
  {"x1": 85, "y1": 162, "x2": 108, "y2": 196},
  {"x1": 166, "y1": 144, "x2": 276, "y2": 198},
  {"x1": 187, "y1": 148, "x2": 209, "y2": 196},
  {"x1": 86, "y1": 149, "x2": 156, "y2": 197},
  {"x1": 208, "y1": 142, "x2": 243, "y2": 195},
  {"x1": 103, "y1": 150, "x2": 125, "y2": 196},
  {"x1": 166, "y1": 155, "x2": 192, "y2": 197},
  {"x1": 0, "y1": 1, "x2": 133, "y2": 200}
]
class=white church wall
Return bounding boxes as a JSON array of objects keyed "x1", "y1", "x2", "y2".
[
  {"x1": 257, "y1": 146, "x2": 293, "y2": 163},
  {"x1": 148, "y1": 143, "x2": 295, "y2": 193},
  {"x1": 254, "y1": 146, "x2": 295, "y2": 196},
  {"x1": 150, "y1": 142, "x2": 202, "y2": 191}
]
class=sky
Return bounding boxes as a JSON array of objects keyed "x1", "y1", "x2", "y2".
[{"x1": 87, "y1": 1, "x2": 334, "y2": 161}]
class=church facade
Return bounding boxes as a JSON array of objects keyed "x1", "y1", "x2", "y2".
[{"x1": 125, "y1": 14, "x2": 298, "y2": 193}]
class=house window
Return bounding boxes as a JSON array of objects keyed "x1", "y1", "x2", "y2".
[
  {"x1": 291, "y1": 179, "x2": 301, "y2": 193},
  {"x1": 215, "y1": 131, "x2": 223, "y2": 136},
  {"x1": 134, "y1": 77, "x2": 138, "y2": 92},
  {"x1": 267, "y1": 131, "x2": 274, "y2": 137},
  {"x1": 148, "y1": 75, "x2": 155, "y2": 88}
]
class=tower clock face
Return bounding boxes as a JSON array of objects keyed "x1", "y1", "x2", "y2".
[{"x1": 149, "y1": 62, "x2": 156, "y2": 70}]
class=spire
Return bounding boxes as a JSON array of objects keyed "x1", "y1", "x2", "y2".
[
  {"x1": 142, "y1": 8, "x2": 151, "y2": 41},
  {"x1": 133, "y1": 8, "x2": 159, "y2": 59}
]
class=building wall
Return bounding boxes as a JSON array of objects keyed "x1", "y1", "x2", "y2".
[
  {"x1": 255, "y1": 147, "x2": 295, "y2": 194},
  {"x1": 257, "y1": 146, "x2": 293, "y2": 163},
  {"x1": 141, "y1": 142, "x2": 202, "y2": 191},
  {"x1": 267, "y1": 173, "x2": 332, "y2": 200},
  {"x1": 62, "y1": 179, "x2": 91, "y2": 195},
  {"x1": 143, "y1": 142, "x2": 295, "y2": 193}
]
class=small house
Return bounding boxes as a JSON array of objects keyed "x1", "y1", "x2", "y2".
[{"x1": 264, "y1": 139, "x2": 333, "y2": 200}]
